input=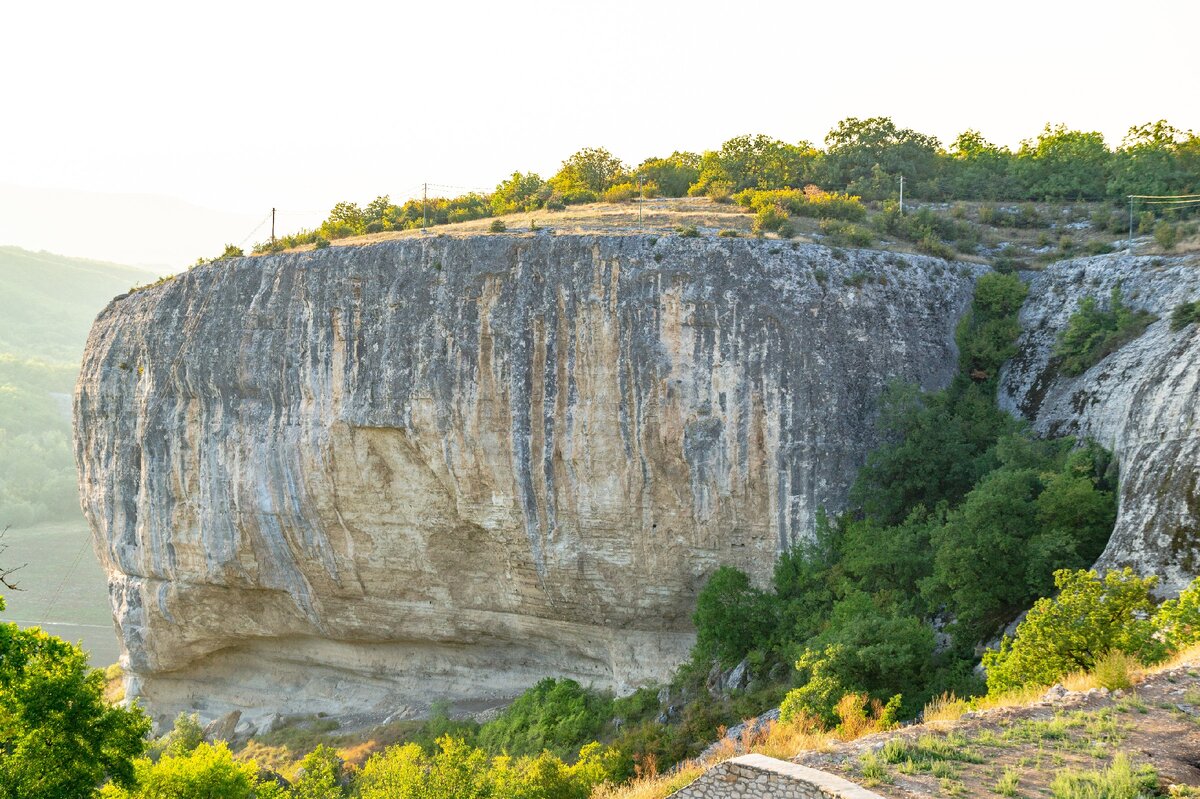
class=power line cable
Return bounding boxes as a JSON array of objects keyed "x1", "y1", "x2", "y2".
[{"x1": 39, "y1": 533, "x2": 93, "y2": 625}]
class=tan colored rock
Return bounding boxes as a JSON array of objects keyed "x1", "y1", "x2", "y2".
[{"x1": 75, "y1": 234, "x2": 976, "y2": 725}]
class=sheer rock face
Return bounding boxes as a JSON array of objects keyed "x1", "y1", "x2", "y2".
[
  {"x1": 999, "y1": 255, "x2": 1200, "y2": 594},
  {"x1": 75, "y1": 235, "x2": 977, "y2": 724}
]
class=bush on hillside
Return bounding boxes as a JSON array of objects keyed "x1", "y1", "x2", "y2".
[
  {"x1": 355, "y1": 737, "x2": 612, "y2": 799},
  {"x1": 98, "y1": 743, "x2": 274, "y2": 799},
  {"x1": 1155, "y1": 220, "x2": 1178, "y2": 250},
  {"x1": 981, "y1": 568, "x2": 1165, "y2": 695},
  {"x1": 602, "y1": 182, "x2": 639, "y2": 203},
  {"x1": 752, "y1": 205, "x2": 793, "y2": 238},
  {"x1": 1054, "y1": 285, "x2": 1157, "y2": 376},
  {"x1": 955, "y1": 272, "x2": 1028, "y2": 381},
  {"x1": 1170, "y1": 300, "x2": 1200, "y2": 330},
  {"x1": 476, "y1": 678, "x2": 613, "y2": 760}
]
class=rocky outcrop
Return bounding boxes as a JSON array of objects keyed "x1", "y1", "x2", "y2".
[
  {"x1": 75, "y1": 234, "x2": 978, "y2": 724},
  {"x1": 999, "y1": 254, "x2": 1200, "y2": 594}
]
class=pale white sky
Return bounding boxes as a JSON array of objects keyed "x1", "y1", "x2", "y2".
[{"x1": 2, "y1": 0, "x2": 1198, "y2": 268}]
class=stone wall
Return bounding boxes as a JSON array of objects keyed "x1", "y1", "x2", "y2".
[{"x1": 669, "y1": 754, "x2": 884, "y2": 799}]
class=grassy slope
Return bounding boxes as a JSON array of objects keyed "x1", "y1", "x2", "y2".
[{"x1": 794, "y1": 655, "x2": 1200, "y2": 797}]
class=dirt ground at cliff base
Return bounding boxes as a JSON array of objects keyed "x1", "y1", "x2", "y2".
[{"x1": 794, "y1": 661, "x2": 1200, "y2": 798}]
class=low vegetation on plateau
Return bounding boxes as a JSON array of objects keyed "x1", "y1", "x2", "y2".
[{"x1": 231, "y1": 117, "x2": 1200, "y2": 268}]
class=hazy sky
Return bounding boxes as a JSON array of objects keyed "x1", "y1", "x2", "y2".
[{"x1": 3, "y1": 0, "x2": 1198, "y2": 268}]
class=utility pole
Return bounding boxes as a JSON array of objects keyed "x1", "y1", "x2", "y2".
[
  {"x1": 899, "y1": 175, "x2": 905, "y2": 215},
  {"x1": 1128, "y1": 195, "x2": 1134, "y2": 246},
  {"x1": 637, "y1": 175, "x2": 643, "y2": 227},
  {"x1": 270, "y1": 208, "x2": 276, "y2": 247},
  {"x1": 423, "y1": 183, "x2": 428, "y2": 229}
]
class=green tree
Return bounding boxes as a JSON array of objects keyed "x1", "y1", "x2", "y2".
[
  {"x1": 1107, "y1": 120, "x2": 1197, "y2": 198},
  {"x1": 1015, "y1": 124, "x2": 1111, "y2": 200},
  {"x1": 689, "y1": 135, "x2": 817, "y2": 195},
  {"x1": 946, "y1": 130, "x2": 1017, "y2": 199},
  {"x1": 491, "y1": 173, "x2": 549, "y2": 215},
  {"x1": 840, "y1": 505, "x2": 941, "y2": 611},
  {"x1": 634, "y1": 152, "x2": 701, "y2": 197},
  {"x1": 850, "y1": 381, "x2": 1014, "y2": 526},
  {"x1": 780, "y1": 593, "x2": 932, "y2": 725},
  {"x1": 982, "y1": 568, "x2": 1163, "y2": 695},
  {"x1": 0, "y1": 598, "x2": 150, "y2": 799},
  {"x1": 160, "y1": 712, "x2": 204, "y2": 757},
  {"x1": 927, "y1": 454, "x2": 1047, "y2": 640},
  {"x1": 549, "y1": 148, "x2": 627, "y2": 195},
  {"x1": 1152, "y1": 576, "x2": 1200, "y2": 653},
  {"x1": 292, "y1": 744, "x2": 346, "y2": 799},
  {"x1": 822, "y1": 117, "x2": 942, "y2": 199},
  {"x1": 772, "y1": 509, "x2": 840, "y2": 642},
  {"x1": 1054, "y1": 286, "x2": 1156, "y2": 376},
  {"x1": 692, "y1": 566, "x2": 775, "y2": 667}
]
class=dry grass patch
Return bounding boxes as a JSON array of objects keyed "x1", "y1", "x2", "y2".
[
  {"x1": 923, "y1": 692, "x2": 970, "y2": 724},
  {"x1": 589, "y1": 762, "x2": 705, "y2": 799}
]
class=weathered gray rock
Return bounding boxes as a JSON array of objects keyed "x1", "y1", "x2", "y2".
[
  {"x1": 75, "y1": 234, "x2": 979, "y2": 725},
  {"x1": 999, "y1": 254, "x2": 1200, "y2": 594},
  {"x1": 202, "y1": 709, "x2": 241, "y2": 743}
]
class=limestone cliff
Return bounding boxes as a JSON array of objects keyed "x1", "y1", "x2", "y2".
[
  {"x1": 75, "y1": 234, "x2": 977, "y2": 725},
  {"x1": 999, "y1": 254, "x2": 1200, "y2": 594}
]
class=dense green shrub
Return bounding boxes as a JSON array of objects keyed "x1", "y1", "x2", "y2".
[
  {"x1": 1054, "y1": 286, "x2": 1157, "y2": 376},
  {"x1": 476, "y1": 678, "x2": 613, "y2": 760},
  {"x1": 820, "y1": 219, "x2": 874, "y2": 247},
  {"x1": 491, "y1": 172, "x2": 550, "y2": 214},
  {"x1": 752, "y1": 205, "x2": 793, "y2": 237},
  {"x1": 981, "y1": 568, "x2": 1164, "y2": 694},
  {"x1": 489, "y1": 219, "x2": 507, "y2": 233},
  {"x1": 355, "y1": 736, "x2": 612, "y2": 799},
  {"x1": 926, "y1": 437, "x2": 1117, "y2": 643},
  {"x1": 634, "y1": 152, "x2": 700, "y2": 197},
  {"x1": 1151, "y1": 577, "x2": 1200, "y2": 652},
  {"x1": 1155, "y1": 220, "x2": 1178, "y2": 250},
  {"x1": 602, "y1": 182, "x2": 638, "y2": 203},
  {"x1": 955, "y1": 272, "x2": 1028, "y2": 381},
  {"x1": 99, "y1": 743, "x2": 276, "y2": 799},
  {"x1": 1170, "y1": 300, "x2": 1200, "y2": 330},
  {"x1": 550, "y1": 147, "x2": 627, "y2": 195},
  {"x1": 736, "y1": 187, "x2": 866, "y2": 222}
]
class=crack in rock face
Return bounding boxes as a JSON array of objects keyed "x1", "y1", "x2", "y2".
[
  {"x1": 75, "y1": 235, "x2": 979, "y2": 725},
  {"x1": 999, "y1": 254, "x2": 1200, "y2": 595}
]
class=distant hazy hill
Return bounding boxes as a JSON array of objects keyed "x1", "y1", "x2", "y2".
[
  {"x1": 0, "y1": 246, "x2": 152, "y2": 363},
  {"x1": 0, "y1": 245, "x2": 152, "y2": 524}
]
